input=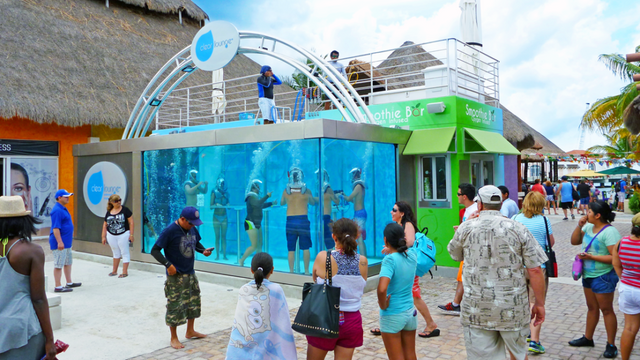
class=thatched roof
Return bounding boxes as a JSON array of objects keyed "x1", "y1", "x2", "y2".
[
  {"x1": 624, "y1": 94, "x2": 640, "y2": 135},
  {"x1": 0, "y1": 0, "x2": 212, "y2": 128},
  {"x1": 346, "y1": 59, "x2": 387, "y2": 96},
  {"x1": 377, "y1": 41, "x2": 444, "y2": 90},
  {"x1": 118, "y1": 0, "x2": 208, "y2": 21},
  {"x1": 502, "y1": 105, "x2": 566, "y2": 157}
]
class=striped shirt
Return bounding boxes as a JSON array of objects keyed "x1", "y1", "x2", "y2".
[
  {"x1": 512, "y1": 214, "x2": 552, "y2": 268},
  {"x1": 618, "y1": 236, "x2": 640, "y2": 288}
]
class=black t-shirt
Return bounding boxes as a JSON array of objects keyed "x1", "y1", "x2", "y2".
[
  {"x1": 577, "y1": 183, "x2": 591, "y2": 198},
  {"x1": 154, "y1": 222, "x2": 201, "y2": 274},
  {"x1": 104, "y1": 206, "x2": 133, "y2": 235}
]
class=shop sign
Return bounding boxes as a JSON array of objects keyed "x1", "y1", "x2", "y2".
[
  {"x1": 82, "y1": 161, "x2": 127, "y2": 217},
  {"x1": 191, "y1": 21, "x2": 239, "y2": 71},
  {"x1": 306, "y1": 96, "x2": 502, "y2": 131},
  {"x1": 0, "y1": 139, "x2": 58, "y2": 156}
]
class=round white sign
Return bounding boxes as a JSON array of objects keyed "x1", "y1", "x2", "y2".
[
  {"x1": 190, "y1": 21, "x2": 239, "y2": 72},
  {"x1": 83, "y1": 161, "x2": 128, "y2": 217}
]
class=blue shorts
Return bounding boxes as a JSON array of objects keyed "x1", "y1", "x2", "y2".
[
  {"x1": 583, "y1": 269, "x2": 619, "y2": 294},
  {"x1": 286, "y1": 215, "x2": 312, "y2": 251},
  {"x1": 380, "y1": 307, "x2": 417, "y2": 334},
  {"x1": 353, "y1": 209, "x2": 367, "y2": 240},
  {"x1": 580, "y1": 197, "x2": 590, "y2": 205},
  {"x1": 323, "y1": 215, "x2": 334, "y2": 250}
]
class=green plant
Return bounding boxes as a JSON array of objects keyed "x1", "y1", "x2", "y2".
[{"x1": 629, "y1": 192, "x2": 640, "y2": 214}]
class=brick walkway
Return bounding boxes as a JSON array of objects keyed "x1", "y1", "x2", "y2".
[{"x1": 130, "y1": 213, "x2": 640, "y2": 360}]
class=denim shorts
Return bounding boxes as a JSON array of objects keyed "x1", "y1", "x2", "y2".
[
  {"x1": 580, "y1": 197, "x2": 590, "y2": 205},
  {"x1": 380, "y1": 307, "x2": 417, "y2": 333},
  {"x1": 582, "y1": 269, "x2": 619, "y2": 294}
]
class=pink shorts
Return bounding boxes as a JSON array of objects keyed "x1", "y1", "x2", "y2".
[
  {"x1": 307, "y1": 311, "x2": 363, "y2": 350},
  {"x1": 412, "y1": 276, "x2": 422, "y2": 298}
]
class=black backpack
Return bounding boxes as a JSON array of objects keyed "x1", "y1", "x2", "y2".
[{"x1": 615, "y1": 181, "x2": 621, "y2": 192}]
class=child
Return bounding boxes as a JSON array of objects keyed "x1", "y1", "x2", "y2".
[
  {"x1": 377, "y1": 223, "x2": 418, "y2": 360},
  {"x1": 226, "y1": 253, "x2": 297, "y2": 359}
]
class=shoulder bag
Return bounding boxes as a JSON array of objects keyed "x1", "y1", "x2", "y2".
[
  {"x1": 572, "y1": 184, "x2": 580, "y2": 201},
  {"x1": 542, "y1": 216, "x2": 557, "y2": 277},
  {"x1": 292, "y1": 251, "x2": 341, "y2": 338},
  {"x1": 572, "y1": 224, "x2": 611, "y2": 280}
]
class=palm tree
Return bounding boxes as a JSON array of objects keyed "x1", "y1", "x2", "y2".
[
  {"x1": 581, "y1": 45, "x2": 640, "y2": 135},
  {"x1": 587, "y1": 131, "x2": 640, "y2": 160}
]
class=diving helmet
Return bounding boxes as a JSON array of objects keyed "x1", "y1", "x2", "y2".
[
  {"x1": 286, "y1": 167, "x2": 306, "y2": 195},
  {"x1": 349, "y1": 167, "x2": 365, "y2": 190}
]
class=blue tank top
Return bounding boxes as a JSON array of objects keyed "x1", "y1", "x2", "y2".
[
  {"x1": 560, "y1": 182, "x2": 574, "y2": 202},
  {"x1": 544, "y1": 185, "x2": 554, "y2": 195}
]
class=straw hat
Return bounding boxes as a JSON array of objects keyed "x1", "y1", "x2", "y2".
[
  {"x1": 0, "y1": 196, "x2": 31, "y2": 217},
  {"x1": 632, "y1": 212, "x2": 640, "y2": 227}
]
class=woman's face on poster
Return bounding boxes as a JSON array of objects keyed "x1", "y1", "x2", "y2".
[{"x1": 11, "y1": 169, "x2": 32, "y2": 212}]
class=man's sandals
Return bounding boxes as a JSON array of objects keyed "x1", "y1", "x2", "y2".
[{"x1": 370, "y1": 328, "x2": 440, "y2": 338}]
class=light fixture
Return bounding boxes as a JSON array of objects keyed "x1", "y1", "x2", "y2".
[
  {"x1": 150, "y1": 98, "x2": 162, "y2": 106},
  {"x1": 181, "y1": 65, "x2": 196, "y2": 73},
  {"x1": 427, "y1": 102, "x2": 446, "y2": 114}
]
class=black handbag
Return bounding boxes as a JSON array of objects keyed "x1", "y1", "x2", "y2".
[
  {"x1": 543, "y1": 216, "x2": 558, "y2": 277},
  {"x1": 572, "y1": 185, "x2": 580, "y2": 201},
  {"x1": 291, "y1": 251, "x2": 341, "y2": 338}
]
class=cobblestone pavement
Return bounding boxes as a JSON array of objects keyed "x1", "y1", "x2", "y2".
[{"x1": 130, "y1": 212, "x2": 640, "y2": 360}]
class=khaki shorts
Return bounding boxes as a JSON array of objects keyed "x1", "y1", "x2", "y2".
[
  {"x1": 164, "y1": 273, "x2": 201, "y2": 327},
  {"x1": 463, "y1": 326, "x2": 529, "y2": 360},
  {"x1": 52, "y1": 248, "x2": 72, "y2": 269},
  {"x1": 526, "y1": 268, "x2": 548, "y2": 304}
]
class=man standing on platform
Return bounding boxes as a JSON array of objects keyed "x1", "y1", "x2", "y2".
[
  {"x1": 50, "y1": 189, "x2": 81, "y2": 293},
  {"x1": 150, "y1": 207, "x2": 213, "y2": 349},
  {"x1": 257, "y1": 65, "x2": 282, "y2": 124}
]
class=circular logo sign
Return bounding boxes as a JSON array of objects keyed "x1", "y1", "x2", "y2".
[
  {"x1": 83, "y1": 161, "x2": 128, "y2": 217},
  {"x1": 191, "y1": 21, "x2": 239, "y2": 71}
]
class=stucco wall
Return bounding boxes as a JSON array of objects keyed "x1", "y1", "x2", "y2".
[{"x1": 0, "y1": 116, "x2": 91, "y2": 222}]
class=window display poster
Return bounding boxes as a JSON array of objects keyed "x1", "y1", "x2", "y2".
[{"x1": 11, "y1": 158, "x2": 58, "y2": 236}]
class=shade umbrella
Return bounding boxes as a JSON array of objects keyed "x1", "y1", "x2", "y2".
[
  {"x1": 564, "y1": 169, "x2": 606, "y2": 177},
  {"x1": 459, "y1": 0, "x2": 482, "y2": 75},
  {"x1": 598, "y1": 166, "x2": 640, "y2": 175}
]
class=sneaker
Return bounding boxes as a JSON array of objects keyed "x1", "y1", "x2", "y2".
[
  {"x1": 529, "y1": 341, "x2": 545, "y2": 354},
  {"x1": 571, "y1": 214, "x2": 575, "y2": 219},
  {"x1": 563, "y1": 217, "x2": 569, "y2": 220},
  {"x1": 437, "y1": 302, "x2": 461, "y2": 315},
  {"x1": 526, "y1": 334, "x2": 531, "y2": 342},
  {"x1": 65, "y1": 282, "x2": 82, "y2": 288},
  {"x1": 603, "y1": 343, "x2": 618, "y2": 358},
  {"x1": 568, "y1": 335, "x2": 594, "y2": 347},
  {"x1": 54, "y1": 287, "x2": 73, "y2": 293}
]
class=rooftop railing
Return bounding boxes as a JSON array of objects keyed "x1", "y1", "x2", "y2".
[{"x1": 155, "y1": 38, "x2": 499, "y2": 129}]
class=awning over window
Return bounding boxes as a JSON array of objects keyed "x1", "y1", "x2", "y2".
[
  {"x1": 464, "y1": 128, "x2": 520, "y2": 155},
  {"x1": 402, "y1": 127, "x2": 456, "y2": 155}
]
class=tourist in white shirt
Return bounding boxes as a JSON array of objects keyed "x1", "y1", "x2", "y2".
[{"x1": 499, "y1": 185, "x2": 520, "y2": 219}]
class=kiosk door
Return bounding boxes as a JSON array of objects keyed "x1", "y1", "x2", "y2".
[{"x1": 471, "y1": 156, "x2": 494, "y2": 190}]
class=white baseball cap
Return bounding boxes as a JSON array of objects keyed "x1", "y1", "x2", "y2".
[{"x1": 474, "y1": 185, "x2": 503, "y2": 205}]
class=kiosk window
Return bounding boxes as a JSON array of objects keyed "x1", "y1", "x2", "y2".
[{"x1": 421, "y1": 155, "x2": 449, "y2": 201}]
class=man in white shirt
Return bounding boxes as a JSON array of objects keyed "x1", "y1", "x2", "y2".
[
  {"x1": 499, "y1": 185, "x2": 520, "y2": 218},
  {"x1": 324, "y1": 50, "x2": 347, "y2": 110}
]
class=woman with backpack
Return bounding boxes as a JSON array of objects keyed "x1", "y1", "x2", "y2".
[
  {"x1": 569, "y1": 200, "x2": 621, "y2": 358},
  {"x1": 512, "y1": 192, "x2": 556, "y2": 354},
  {"x1": 370, "y1": 201, "x2": 439, "y2": 339}
]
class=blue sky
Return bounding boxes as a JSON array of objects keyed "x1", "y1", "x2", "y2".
[{"x1": 193, "y1": 0, "x2": 640, "y2": 152}]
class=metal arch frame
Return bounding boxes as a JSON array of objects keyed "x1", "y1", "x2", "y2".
[{"x1": 123, "y1": 31, "x2": 376, "y2": 139}]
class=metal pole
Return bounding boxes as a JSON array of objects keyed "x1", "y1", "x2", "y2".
[
  {"x1": 236, "y1": 209, "x2": 241, "y2": 265},
  {"x1": 186, "y1": 88, "x2": 190, "y2": 127},
  {"x1": 155, "y1": 112, "x2": 158, "y2": 131},
  {"x1": 370, "y1": 52, "x2": 374, "y2": 103}
]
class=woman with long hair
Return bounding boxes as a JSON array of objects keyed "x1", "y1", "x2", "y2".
[
  {"x1": 101, "y1": 194, "x2": 134, "y2": 278},
  {"x1": 569, "y1": 200, "x2": 621, "y2": 358},
  {"x1": 544, "y1": 180, "x2": 558, "y2": 215},
  {"x1": 512, "y1": 191, "x2": 556, "y2": 354},
  {"x1": 239, "y1": 180, "x2": 274, "y2": 267},
  {"x1": 0, "y1": 196, "x2": 56, "y2": 359},
  {"x1": 226, "y1": 252, "x2": 296, "y2": 359},
  {"x1": 377, "y1": 222, "x2": 418, "y2": 360},
  {"x1": 612, "y1": 213, "x2": 640, "y2": 360},
  {"x1": 307, "y1": 218, "x2": 368, "y2": 360}
]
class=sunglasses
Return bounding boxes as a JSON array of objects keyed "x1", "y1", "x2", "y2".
[
  {"x1": 391, "y1": 208, "x2": 398, "y2": 213},
  {"x1": 457, "y1": 193, "x2": 463, "y2": 196},
  {"x1": 112, "y1": 199, "x2": 121, "y2": 203}
]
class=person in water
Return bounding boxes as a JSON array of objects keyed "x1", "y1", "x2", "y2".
[
  {"x1": 281, "y1": 167, "x2": 318, "y2": 274},
  {"x1": 239, "y1": 180, "x2": 275, "y2": 267},
  {"x1": 343, "y1": 168, "x2": 367, "y2": 255},
  {"x1": 317, "y1": 169, "x2": 340, "y2": 250},
  {"x1": 184, "y1": 170, "x2": 208, "y2": 208},
  {"x1": 210, "y1": 177, "x2": 229, "y2": 260}
]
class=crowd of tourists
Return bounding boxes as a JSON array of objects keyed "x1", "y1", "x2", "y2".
[{"x1": 2, "y1": 177, "x2": 640, "y2": 359}]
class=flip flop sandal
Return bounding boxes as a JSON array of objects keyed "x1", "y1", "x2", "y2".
[
  {"x1": 418, "y1": 329, "x2": 441, "y2": 338},
  {"x1": 118, "y1": 274, "x2": 128, "y2": 278},
  {"x1": 370, "y1": 328, "x2": 381, "y2": 336},
  {"x1": 108, "y1": 272, "x2": 118, "y2": 277}
]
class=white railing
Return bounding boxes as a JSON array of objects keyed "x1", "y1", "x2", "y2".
[{"x1": 155, "y1": 38, "x2": 499, "y2": 129}]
